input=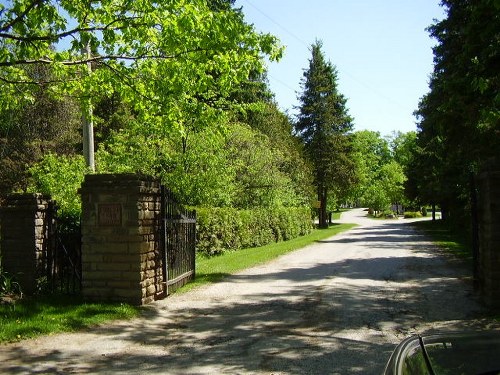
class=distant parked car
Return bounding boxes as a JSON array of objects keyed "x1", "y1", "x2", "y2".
[{"x1": 383, "y1": 332, "x2": 500, "y2": 375}]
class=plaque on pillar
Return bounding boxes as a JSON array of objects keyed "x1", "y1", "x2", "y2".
[{"x1": 98, "y1": 204, "x2": 122, "y2": 226}]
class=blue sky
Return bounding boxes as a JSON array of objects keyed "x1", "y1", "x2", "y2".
[{"x1": 235, "y1": 0, "x2": 447, "y2": 136}]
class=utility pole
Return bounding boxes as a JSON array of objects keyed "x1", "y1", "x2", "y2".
[{"x1": 82, "y1": 40, "x2": 95, "y2": 171}]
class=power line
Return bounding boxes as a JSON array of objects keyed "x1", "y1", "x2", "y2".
[
  {"x1": 243, "y1": 0, "x2": 310, "y2": 49},
  {"x1": 241, "y1": 0, "x2": 409, "y2": 111}
]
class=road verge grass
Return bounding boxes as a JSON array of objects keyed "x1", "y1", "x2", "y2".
[
  {"x1": 410, "y1": 219, "x2": 472, "y2": 262},
  {"x1": 183, "y1": 223, "x2": 356, "y2": 292}
]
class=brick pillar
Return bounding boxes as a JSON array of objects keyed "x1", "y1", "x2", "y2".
[
  {"x1": 0, "y1": 194, "x2": 53, "y2": 295},
  {"x1": 478, "y1": 161, "x2": 500, "y2": 308},
  {"x1": 79, "y1": 174, "x2": 164, "y2": 305}
]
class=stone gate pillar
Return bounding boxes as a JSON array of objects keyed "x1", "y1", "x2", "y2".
[
  {"x1": 477, "y1": 160, "x2": 500, "y2": 308},
  {"x1": 0, "y1": 194, "x2": 53, "y2": 295},
  {"x1": 79, "y1": 174, "x2": 164, "y2": 305}
]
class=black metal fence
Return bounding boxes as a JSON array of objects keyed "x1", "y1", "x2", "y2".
[
  {"x1": 45, "y1": 203, "x2": 82, "y2": 294},
  {"x1": 160, "y1": 186, "x2": 196, "y2": 295}
]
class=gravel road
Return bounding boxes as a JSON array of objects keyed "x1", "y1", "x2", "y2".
[{"x1": 1, "y1": 208, "x2": 498, "y2": 374}]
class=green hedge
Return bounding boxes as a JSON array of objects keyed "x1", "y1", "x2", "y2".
[{"x1": 196, "y1": 206, "x2": 313, "y2": 255}]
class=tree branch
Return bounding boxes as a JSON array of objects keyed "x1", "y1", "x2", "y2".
[
  {"x1": 98, "y1": 60, "x2": 164, "y2": 106},
  {"x1": 0, "y1": 0, "x2": 45, "y2": 32},
  {"x1": 0, "y1": 47, "x2": 209, "y2": 67},
  {"x1": 0, "y1": 74, "x2": 79, "y2": 85},
  {"x1": 0, "y1": 17, "x2": 145, "y2": 43}
]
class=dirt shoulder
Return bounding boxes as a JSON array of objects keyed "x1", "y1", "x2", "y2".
[{"x1": 1, "y1": 209, "x2": 498, "y2": 374}]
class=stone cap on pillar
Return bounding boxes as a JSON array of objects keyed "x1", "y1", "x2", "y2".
[
  {"x1": 79, "y1": 173, "x2": 161, "y2": 194},
  {"x1": 0, "y1": 193, "x2": 52, "y2": 216}
]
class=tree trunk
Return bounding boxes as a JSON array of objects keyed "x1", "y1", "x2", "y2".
[
  {"x1": 470, "y1": 172, "x2": 480, "y2": 289},
  {"x1": 318, "y1": 188, "x2": 328, "y2": 228}
]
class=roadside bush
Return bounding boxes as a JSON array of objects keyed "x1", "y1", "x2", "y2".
[
  {"x1": 404, "y1": 211, "x2": 423, "y2": 219},
  {"x1": 196, "y1": 206, "x2": 313, "y2": 256}
]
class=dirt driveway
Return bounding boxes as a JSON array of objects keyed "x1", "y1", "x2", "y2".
[{"x1": 1, "y1": 208, "x2": 498, "y2": 374}]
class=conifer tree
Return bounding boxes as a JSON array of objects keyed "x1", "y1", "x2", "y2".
[
  {"x1": 410, "y1": 0, "x2": 499, "y2": 223},
  {"x1": 296, "y1": 40, "x2": 355, "y2": 228}
]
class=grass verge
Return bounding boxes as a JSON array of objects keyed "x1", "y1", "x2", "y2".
[
  {"x1": 410, "y1": 219, "x2": 472, "y2": 262},
  {"x1": 1, "y1": 222, "x2": 355, "y2": 343},
  {"x1": 182, "y1": 223, "x2": 356, "y2": 292},
  {"x1": 0, "y1": 295, "x2": 140, "y2": 344}
]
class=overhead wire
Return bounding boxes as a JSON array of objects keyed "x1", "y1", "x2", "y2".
[{"x1": 240, "y1": 0, "x2": 409, "y2": 111}]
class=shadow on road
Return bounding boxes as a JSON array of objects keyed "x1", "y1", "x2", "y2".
[{"x1": 1, "y1": 220, "x2": 494, "y2": 374}]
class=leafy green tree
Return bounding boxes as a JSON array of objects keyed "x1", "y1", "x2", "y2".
[
  {"x1": 387, "y1": 130, "x2": 417, "y2": 171},
  {"x1": 227, "y1": 64, "x2": 314, "y2": 208},
  {"x1": 355, "y1": 161, "x2": 406, "y2": 216},
  {"x1": 350, "y1": 130, "x2": 391, "y2": 203},
  {"x1": 363, "y1": 182, "x2": 391, "y2": 215},
  {"x1": 378, "y1": 161, "x2": 407, "y2": 208},
  {"x1": 92, "y1": 91, "x2": 136, "y2": 149},
  {"x1": 349, "y1": 130, "x2": 409, "y2": 212},
  {"x1": 161, "y1": 126, "x2": 236, "y2": 207},
  {"x1": 0, "y1": 0, "x2": 282, "y2": 168},
  {"x1": 226, "y1": 123, "x2": 300, "y2": 208},
  {"x1": 295, "y1": 40, "x2": 355, "y2": 227},
  {"x1": 0, "y1": 65, "x2": 81, "y2": 198},
  {"x1": 387, "y1": 130, "x2": 416, "y2": 208},
  {"x1": 237, "y1": 100, "x2": 315, "y2": 207}
]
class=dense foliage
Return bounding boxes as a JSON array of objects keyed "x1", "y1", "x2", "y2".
[
  {"x1": 0, "y1": 64, "x2": 81, "y2": 197},
  {"x1": 351, "y1": 130, "x2": 413, "y2": 213},
  {"x1": 408, "y1": 0, "x2": 499, "y2": 223},
  {"x1": 196, "y1": 206, "x2": 313, "y2": 255},
  {"x1": 0, "y1": 0, "x2": 283, "y2": 171},
  {"x1": 1, "y1": 0, "x2": 443, "y2": 256},
  {"x1": 0, "y1": 0, "x2": 316, "y2": 251}
]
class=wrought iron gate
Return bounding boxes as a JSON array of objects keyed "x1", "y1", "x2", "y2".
[
  {"x1": 160, "y1": 186, "x2": 196, "y2": 295},
  {"x1": 46, "y1": 202, "x2": 82, "y2": 294}
]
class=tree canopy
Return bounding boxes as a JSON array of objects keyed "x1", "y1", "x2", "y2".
[
  {"x1": 4, "y1": 1, "x2": 464, "y2": 225},
  {"x1": 0, "y1": 0, "x2": 283, "y2": 159}
]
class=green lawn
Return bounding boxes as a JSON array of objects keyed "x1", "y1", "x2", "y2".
[
  {"x1": 0, "y1": 295, "x2": 140, "y2": 343},
  {"x1": 0, "y1": 222, "x2": 356, "y2": 343}
]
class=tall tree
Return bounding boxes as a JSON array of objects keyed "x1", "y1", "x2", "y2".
[
  {"x1": 411, "y1": 0, "x2": 499, "y2": 223},
  {"x1": 295, "y1": 40, "x2": 354, "y2": 228},
  {"x1": 0, "y1": 0, "x2": 282, "y2": 169}
]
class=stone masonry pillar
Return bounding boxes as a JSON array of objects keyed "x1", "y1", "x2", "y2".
[
  {"x1": 477, "y1": 161, "x2": 500, "y2": 308},
  {"x1": 79, "y1": 174, "x2": 164, "y2": 305},
  {"x1": 0, "y1": 194, "x2": 53, "y2": 295}
]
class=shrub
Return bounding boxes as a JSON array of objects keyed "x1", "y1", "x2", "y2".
[
  {"x1": 196, "y1": 206, "x2": 312, "y2": 256},
  {"x1": 404, "y1": 211, "x2": 423, "y2": 219},
  {"x1": 0, "y1": 256, "x2": 22, "y2": 297},
  {"x1": 27, "y1": 153, "x2": 87, "y2": 218}
]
